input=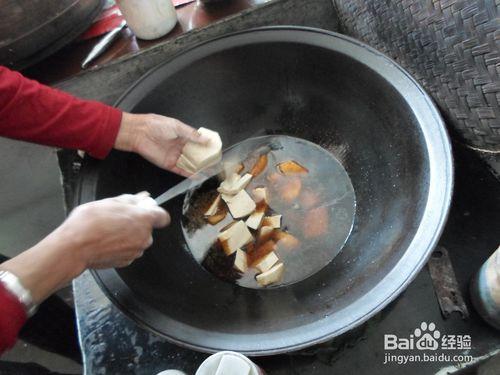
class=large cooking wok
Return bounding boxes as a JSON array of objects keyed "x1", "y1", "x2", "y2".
[{"x1": 78, "y1": 27, "x2": 453, "y2": 355}]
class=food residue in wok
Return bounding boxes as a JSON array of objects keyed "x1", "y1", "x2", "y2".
[
  {"x1": 182, "y1": 137, "x2": 356, "y2": 289},
  {"x1": 197, "y1": 154, "x2": 315, "y2": 287}
]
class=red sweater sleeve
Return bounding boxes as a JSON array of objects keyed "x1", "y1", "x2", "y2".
[
  {"x1": 0, "y1": 66, "x2": 122, "y2": 159},
  {"x1": 0, "y1": 283, "x2": 27, "y2": 353}
]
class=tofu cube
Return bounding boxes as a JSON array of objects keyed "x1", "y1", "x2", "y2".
[
  {"x1": 258, "y1": 226, "x2": 274, "y2": 240},
  {"x1": 179, "y1": 127, "x2": 222, "y2": 171},
  {"x1": 217, "y1": 173, "x2": 252, "y2": 195},
  {"x1": 218, "y1": 220, "x2": 253, "y2": 255},
  {"x1": 252, "y1": 187, "x2": 268, "y2": 203},
  {"x1": 255, "y1": 251, "x2": 279, "y2": 273},
  {"x1": 233, "y1": 249, "x2": 248, "y2": 273},
  {"x1": 221, "y1": 190, "x2": 256, "y2": 219},
  {"x1": 176, "y1": 154, "x2": 197, "y2": 174},
  {"x1": 256, "y1": 263, "x2": 284, "y2": 286},
  {"x1": 262, "y1": 215, "x2": 281, "y2": 229},
  {"x1": 245, "y1": 210, "x2": 265, "y2": 230},
  {"x1": 204, "y1": 194, "x2": 221, "y2": 216}
]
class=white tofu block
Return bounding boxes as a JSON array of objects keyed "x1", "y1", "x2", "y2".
[
  {"x1": 227, "y1": 172, "x2": 241, "y2": 184},
  {"x1": 222, "y1": 190, "x2": 256, "y2": 219},
  {"x1": 176, "y1": 154, "x2": 197, "y2": 174},
  {"x1": 215, "y1": 354, "x2": 251, "y2": 375},
  {"x1": 233, "y1": 249, "x2": 248, "y2": 272},
  {"x1": 221, "y1": 161, "x2": 244, "y2": 178},
  {"x1": 245, "y1": 210, "x2": 265, "y2": 230},
  {"x1": 218, "y1": 220, "x2": 253, "y2": 255},
  {"x1": 217, "y1": 173, "x2": 252, "y2": 195},
  {"x1": 218, "y1": 221, "x2": 237, "y2": 241},
  {"x1": 220, "y1": 193, "x2": 232, "y2": 203},
  {"x1": 259, "y1": 226, "x2": 274, "y2": 238},
  {"x1": 181, "y1": 127, "x2": 222, "y2": 170},
  {"x1": 263, "y1": 215, "x2": 282, "y2": 229},
  {"x1": 256, "y1": 263, "x2": 284, "y2": 286},
  {"x1": 255, "y1": 251, "x2": 279, "y2": 273},
  {"x1": 179, "y1": 154, "x2": 197, "y2": 171},
  {"x1": 252, "y1": 187, "x2": 268, "y2": 203},
  {"x1": 204, "y1": 194, "x2": 221, "y2": 216}
]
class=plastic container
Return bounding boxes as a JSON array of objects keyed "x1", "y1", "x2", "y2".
[
  {"x1": 196, "y1": 351, "x2": 264, "y2": 375},
  {"x1": 470, "y1": 245, "x2": 500, "y2": 330},
  {"x1": 116, "y1": 0, "x2": 177, "y2": 40}
]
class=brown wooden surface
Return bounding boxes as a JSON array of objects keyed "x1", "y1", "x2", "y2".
[
  {"x1": 0, "y1": 0, "x2": 102, "y2": 68},
  {"x1": 53, "y1": 0, "x2": 338, "y2": 105},
  {"x1": 24, "y1": 0, "x2": 268, "y2": 85}
]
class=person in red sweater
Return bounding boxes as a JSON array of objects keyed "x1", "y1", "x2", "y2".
[{"x1": 0, "y1": 66, "x2": 206, "y2": 355}]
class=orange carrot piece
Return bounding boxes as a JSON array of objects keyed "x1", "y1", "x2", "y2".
[
  {"x1": 279, "y1": 177, "x2": 302, "y2": 202},
  {"x1": 206, "y1": 200, "x2": 228, "y2": 225},
  {"x1": 267, "y1": 172, "x2": 282, "y2": 184},
  {"x1": 277, "y1": 160, "x2": 309, "y2": 175},
  {"x1": 250, "y1": 154, "x2": 268, "y2": 177},
  {"x1": 206, "y1": 210, "x2": 227, "y2": 225},
  {"x1": 235, "y1": 163, "x2": 245, "y2": 174},
  {"x1": 303, "y1": 207, "x2": 329, "y2": 238},
  {"x1": 274, "y1": 230, "x2": 300, "y2": 249},
  {"x1": 300, "y1": 189, "x2": 320, "y2": 209}
]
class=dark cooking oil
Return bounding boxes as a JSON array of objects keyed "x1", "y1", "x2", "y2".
[{"x1": 181, "y1": 136, "x2": 356, "y2": 289}]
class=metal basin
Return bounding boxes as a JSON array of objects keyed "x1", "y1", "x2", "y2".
[{"x1": 78, "y1": 27, "x2": 453, "y2": 355}]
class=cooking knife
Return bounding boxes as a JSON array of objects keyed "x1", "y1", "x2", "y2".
[
  {"x1": 154, "y1": 160, "x2": 224, "y2": 206},
  {"x1": 153, "y1": 138, "x2": 277, "y2": 206},
  {"x1": 81, "y1": 20, "x2": 127, "y2": 69}
]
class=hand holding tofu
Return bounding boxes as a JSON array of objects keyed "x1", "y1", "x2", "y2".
[{"x1": 116, "y1": 113, "x2": 211, "y2": 176}]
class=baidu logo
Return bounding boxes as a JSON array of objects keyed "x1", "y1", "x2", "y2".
[
  {"x1": 384, "y1": 321, "x2": 440, "y2": 351},
  {"x1": 383, "y1": 322, "x2": 473, "y2": 365},
  {"x1": 384, "y1": 321, "x2": 471, "y2": 351},
  {"x1": 414, "y1": 322, "x2": 440, "y2": 350}
]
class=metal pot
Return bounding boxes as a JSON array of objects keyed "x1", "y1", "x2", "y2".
[
  {"x1": 0, "y1": 0, "x2": 104, "y2": 69},
  {"x1": 78, "y1": 27, "x2": 453, "y2": 355}
]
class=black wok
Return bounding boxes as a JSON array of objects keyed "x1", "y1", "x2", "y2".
[{"x1": 78, "y1": 27, "x2": 453, "y2": 355}]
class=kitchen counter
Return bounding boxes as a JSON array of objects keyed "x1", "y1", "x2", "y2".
[{"x1": 23, "y1": 0, "x2": 270, "y2": 86}]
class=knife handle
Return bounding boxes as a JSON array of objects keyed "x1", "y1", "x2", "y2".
[{"x1": 81, "y1": 21, "x2": 127, "y2": 69}]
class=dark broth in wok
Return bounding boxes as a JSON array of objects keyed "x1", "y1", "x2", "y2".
[{"x1": 181, "y1": 137, "x2": 355, "y2": 289}]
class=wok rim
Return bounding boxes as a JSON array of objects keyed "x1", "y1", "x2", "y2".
[{"x1": 80, "y1": 26, "x2": 454, "y2": 355}]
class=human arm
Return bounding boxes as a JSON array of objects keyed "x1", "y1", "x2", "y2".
[
  {"x1": 0, "y1": 193, "x2": 169, "y2": 353},
  {"x1": 0, "y1": 66, "x2": 207, "y2": 174},
  {"x1": 114, "y1": 112, "x2": 209, "y2": 176},
  {"x1": 0, "y1": 66, "x2": 121, "y2": 159}
]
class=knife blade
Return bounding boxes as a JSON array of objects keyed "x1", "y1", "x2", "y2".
[
  {"x1": 154, "y1": 160, "x2": 224, "y2": 206},
  {"x1": 81, "y1": 20, "x2": 127, "y2": 69},
  {"x1": 153, "y1": 137, "x2": 279, "y2": 206}
]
